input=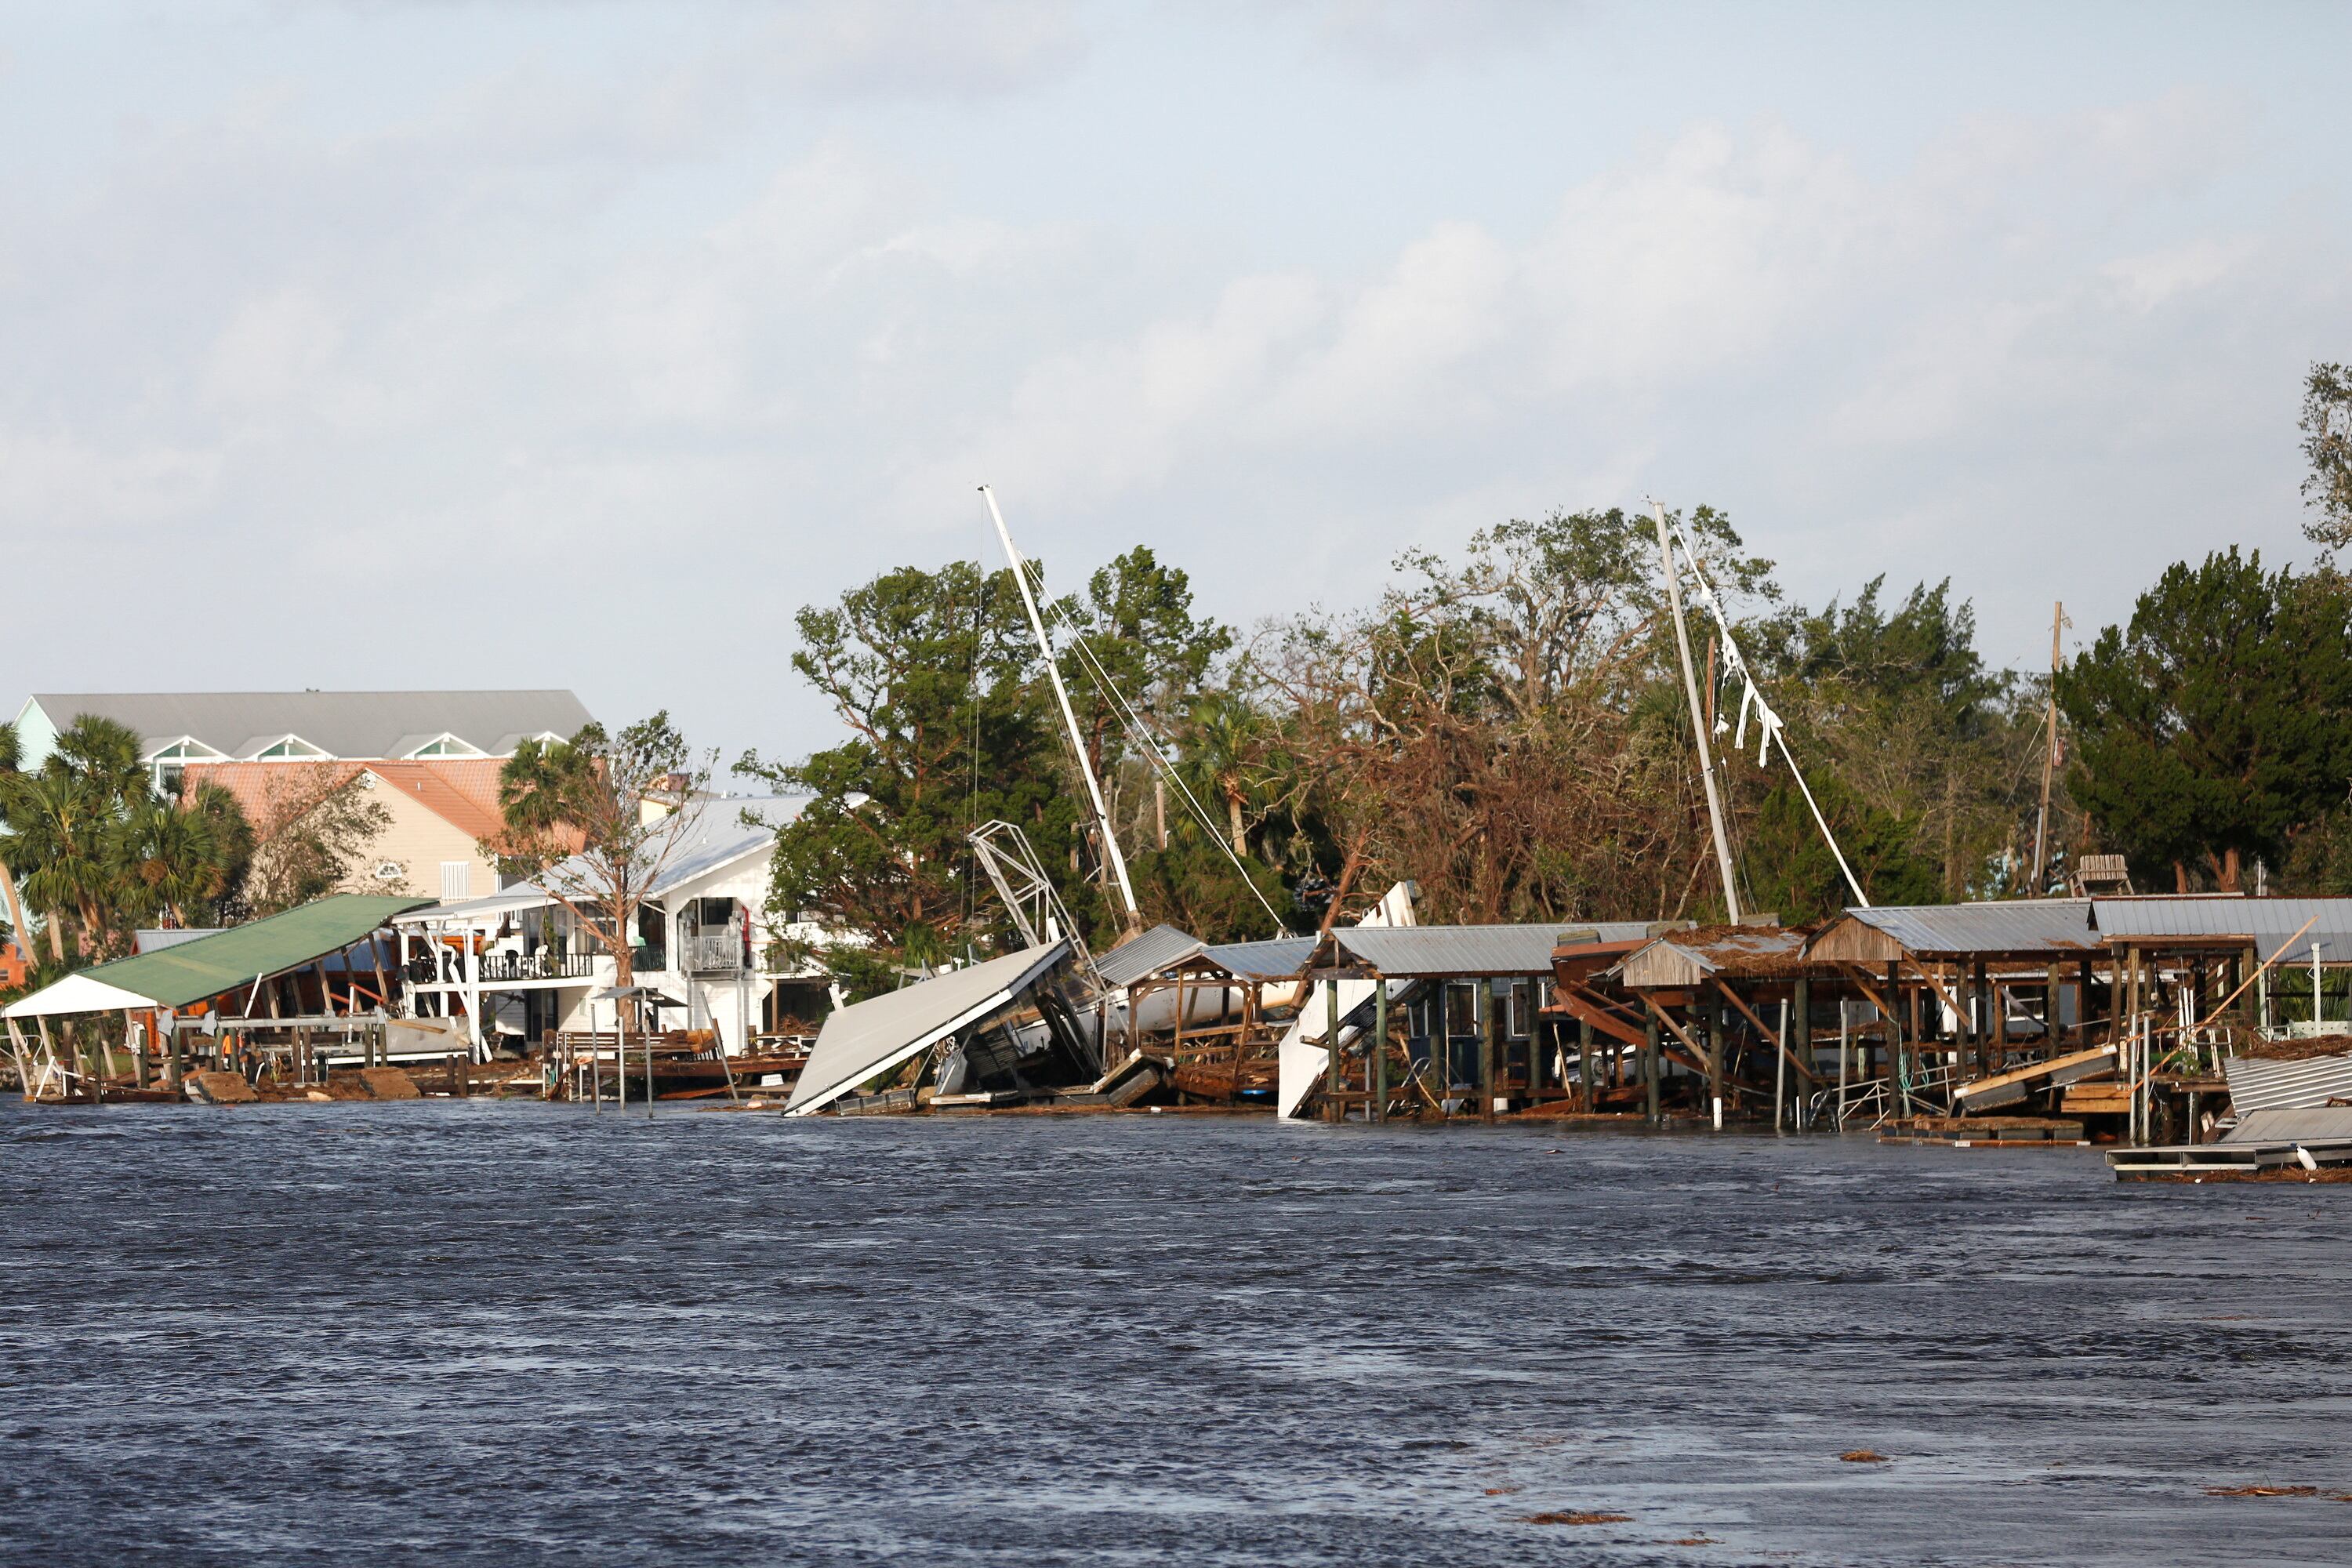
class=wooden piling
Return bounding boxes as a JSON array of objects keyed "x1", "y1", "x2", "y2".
[
  {"x1": 1371, "y1": 978, "x2": 1388, "y2": 1123},
  {"x1": 1643, "y1": 1012, "x2": 1661, "y2": 1124},
  {"x1": 1479, "y1": 982, "x2": 1497, "y2": 1121}
]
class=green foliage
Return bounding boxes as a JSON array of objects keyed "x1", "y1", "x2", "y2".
[
  {"x1": 745, "y1": 560, "x2": 1091, "y2": 989},
  {"x1": 1742, "y1": 775, "x2": 1942, "y2": 922},
  {"x1": 1740, "y1": 576, "x2": 2038, "y2": 905},
  {"x1": 2059, "y1": 550, "x2": 2352, "y2": 891},
  {"x1": 0, "y1": 714, "x2": 251, "y2": 960},
  {"x1": 494, "y1": 713, "x2": 713, "y2": 986},
  {"x1": 2303, "y1": 361, "x2": 2352, "y2": 550}
]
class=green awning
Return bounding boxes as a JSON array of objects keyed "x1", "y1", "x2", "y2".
[{"x1": 5, "y1": 895, "x2": 434, "y2": 1014}]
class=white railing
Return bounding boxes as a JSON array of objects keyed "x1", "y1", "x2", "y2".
[{"x1": 681, "y1": 931, "x2": 745, "y2": 974}]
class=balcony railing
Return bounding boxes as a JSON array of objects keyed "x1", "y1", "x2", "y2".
[
  {"x1": 407, "y1": 950, "x2": 600, "y2": 985},
  {"x1": 681, "y1": 931, "x2": 746, "y2": 975}
]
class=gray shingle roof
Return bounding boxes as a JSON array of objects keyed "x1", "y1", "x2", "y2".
[{"x1": 27, "y1": 691, "x2": 592, "y2": 760}]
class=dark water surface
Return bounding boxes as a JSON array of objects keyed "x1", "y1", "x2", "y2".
[{"x1": 3, "y1": 1103, "x2": 2349, "y2": 1566}]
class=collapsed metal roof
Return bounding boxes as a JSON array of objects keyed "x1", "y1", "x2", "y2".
[
  {"x1": 785, "y1": 942, "x2": 1072, "y2": 1116},
  {"x1": 2221, "y1": 1050, "x2": 2352, "y2": 1116},
  {"x1": 1616, "y1": 924, "x2": 1818, "y2": 988}
]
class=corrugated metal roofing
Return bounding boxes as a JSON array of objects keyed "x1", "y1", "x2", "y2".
[
  {"x1": 1333, "y1": 923, "x2": 1654, "y2": 977},
  {"x1": 2221, "y1": 1050, "x2": 2352, "y2": 1116},
  {"x1": 786, "y1": 942, "x2": 1071, "y2": 1115},
  {"x1": 2092, "y1": 896, "x2": 2352, "y2": 963},
  {"x1": 1094, "y1": 924, "x2": 1204, "y2": 989},
  {"x1": 6, "y1": 895, "x2": 433, "y2": 1012},
  {"x1": 1201, "y1": 935, "x2": 1319, "y2": 980},
  {"x1": 1817, "y1": 900, "x2": 2100, "y2": 960},
  {"x1": 2221, "y1": 1105, "x2": 2352, "y2": 1145}
]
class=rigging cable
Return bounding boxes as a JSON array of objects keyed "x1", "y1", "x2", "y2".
[{"x1": 1012, "y1": 554, "x2": 1290, "y2": 935}]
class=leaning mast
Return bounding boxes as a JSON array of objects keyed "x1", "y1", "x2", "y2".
[{"x1": 979, "y1": 485, "x2": 1144, "y2": 935}]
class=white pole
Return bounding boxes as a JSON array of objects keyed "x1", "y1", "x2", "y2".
[
  {"x1": 1775, "y1": 999, "x2": 1789, "y2": 1133},
  {"x1": 1653, "y1": 502, "x2": 1740, "y2": 923},
  {"x1": 2315, "y1": 942, "x2": 2325, "y2": 1029},
  {"x1": 1837, "y1": 1002, "x2": 1850, "y2": 1128},
  {"x1": 980, "y1": 485, "x2": 1142, "y2": 930}
]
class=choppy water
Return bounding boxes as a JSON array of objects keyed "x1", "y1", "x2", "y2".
[{"x1": 2, "y1": 1102, "x2": 2349, "y2": 1566}]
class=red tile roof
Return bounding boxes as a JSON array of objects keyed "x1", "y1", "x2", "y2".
[{"x1": 183, "y1": 760, "x2": 509, "y2": 841}]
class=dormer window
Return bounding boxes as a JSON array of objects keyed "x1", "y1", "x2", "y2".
[
  {"x1": 252, "y1": 735, "x2": 329, "y2": 760},
  {"x1": 145, "y1": 736, "x2": 227, "y2": 796},
  {"x1": 404, "y1": 733, "x2": 486, "y2": 759}
]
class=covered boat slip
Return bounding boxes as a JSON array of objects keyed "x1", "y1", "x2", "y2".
[{"x1": 3, "y1": 895, "x2": 435, "y2": 1100}]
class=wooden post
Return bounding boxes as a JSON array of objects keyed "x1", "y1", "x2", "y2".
[
  {"x1": 1836, "y1": 997, "x2": 1849, "y2": 1127},
  {"x1": 1703, "y1": 1004, "x2": 1722, "y2": 1131},
  {"x1": 1324, "y1": 974, "x2": 1342, "y2": 1123},
  {"x1": 1371, "y1": 978, "x2": 1388, "y2": 1123},
  {"x1": 1643, "y1": 1012, "x2": 1661, "y2": 1124},
  {"x1": 1792, "y1": 975, "x2": 1813, "y2": 1128},
  {"x1": 1480, "y1": 980, "x2": 1498, "y2": 1122},
  {"x1": 1888, "y1": 960, "x2": 1909, "y2": 1116},
  {"x1": 1435, "y1": 982, "x2": 1451, "y2": 1119},
  {"x1": 1577, "y1": 1017, "x2": 1595, "y2": 1112},
  {"x1": 165, "y1": 1014, "x2": 183, "y2": 1092},
  {"x1": 1773, "y1": 998, "x2": 1787, "y2": 1132},
  {"x1": 1971, "y1": 959, "x2": 1991, "y2": 1076}
]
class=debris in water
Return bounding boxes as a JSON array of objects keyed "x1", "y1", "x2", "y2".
[
  {"x1": 1522, "y1": 1510, "x2": 1632, "y2": 1525},
  {"x1": 1840, "y1": 1450, "x2": 1889, "y2": 1464}
]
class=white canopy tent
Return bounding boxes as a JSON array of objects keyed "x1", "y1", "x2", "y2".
[{"x1": 3, "y1": 971, "x2": 164, "y2": 1018}]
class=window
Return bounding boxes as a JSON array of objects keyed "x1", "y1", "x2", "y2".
[
  {"x1": 407, "y1": 734, "x2": 485, "y2": 758},
  {"x1": 440, "y1": 862, "x2": 470, "y2": 902},
  {"x1": 373, "y1": 860, "x2": 406, "y2": 884},
  {"x1": 255, "y1": 735, "x2": 328, "y2": 760}
]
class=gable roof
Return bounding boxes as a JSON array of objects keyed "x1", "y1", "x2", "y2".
[{"x1": 27, "y1": 691, "x2": 591, "y2": 760}]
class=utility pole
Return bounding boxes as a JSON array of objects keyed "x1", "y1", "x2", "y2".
[
  {"x1": 2031, "y1": 601, "x2": 2066, "y2": 893},
  {"x1": 1653, "y1": 502, "x2": 1740, "y2": 923},
  {"x1": 980, "y1": 485, "x2": 1144, "y2": 934}
]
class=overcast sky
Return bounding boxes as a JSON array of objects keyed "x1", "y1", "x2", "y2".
[{"x1": 4, "y1": 2, "x2": 2348, "y2": 769}]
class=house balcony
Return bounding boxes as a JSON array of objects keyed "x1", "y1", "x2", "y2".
[
  {"x1": 406, "y1": 950, "x2": 601, "y2": 987},
  {"x1": 680, "y1": 931, "x2": 747, "y2": 975}
]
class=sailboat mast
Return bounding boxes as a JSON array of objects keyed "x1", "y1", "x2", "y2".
[
  {"x1": 979, "y1": 485, "x2": 1143, "y2": 931},
  {"x1": 1653, "y1": 502, "x2": 1742, "y2": 923}
]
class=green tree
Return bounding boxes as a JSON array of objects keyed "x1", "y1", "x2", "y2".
[
  {"x1": 0, "y1": 723, "x2": 29, "y2": 963},
  {"x1": 744, "y1": 561, "x2": 1088, "y2": 994},
  {"x1": 1745, "y1": 576, "x2": 2027, "y2": 904},
  {"x1": 489, "y1": 714, "x2": 713, "y2": 992},
  {"x1": 2303, "y1": 361, "x2": 2352, "y2": 550},
  {"x1": 2059, "y1": 550, "x2": 2352, "y2": 891},
  {"x1": 0, "y1": 715, "x2": 249, "y2": 959}
]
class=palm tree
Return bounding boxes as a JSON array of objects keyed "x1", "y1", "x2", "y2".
[
  {"x1": 0, "y1": 723, "x2": 32, "y2": 964},
  {"x1": 1181, "y1": 692, "x2": 1265, "y2": 858},
  {"x1": 112, "y1": 796, "x2": 234, "y2": 928},
  {"x1": 0, "y1": 715, "x2": 172, "y2": 960}
]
